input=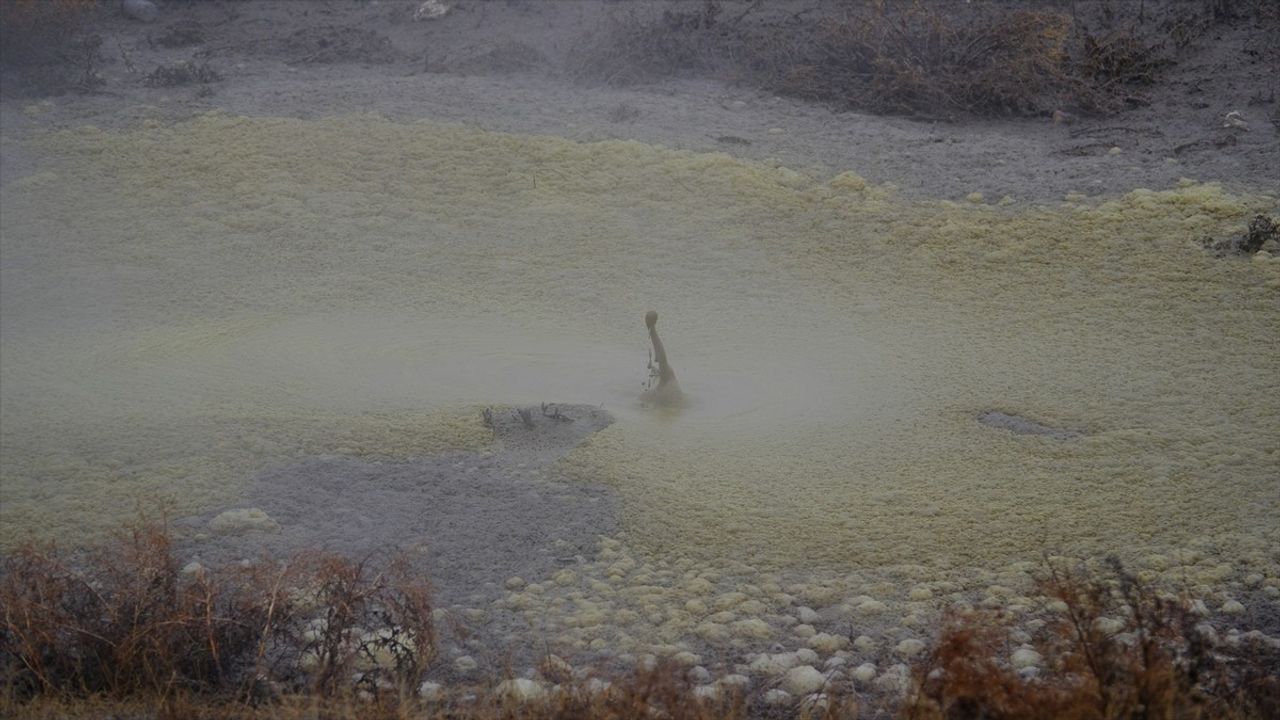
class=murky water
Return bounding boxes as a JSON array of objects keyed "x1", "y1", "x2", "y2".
[{"x1": 1, "y1": 115, "x2": 1276, "y2": 573}]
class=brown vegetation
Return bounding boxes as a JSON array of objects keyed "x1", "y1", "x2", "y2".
[
  {"x1": 4, "y1": 523, "x2": 1278, "y2": 719},
  {"x1": 0, "y1": 517, "x2": 435, "y2": 707},
  {"x1": 570, "y1": 0, "x2": 1276, "y2": 119},
  {"x1": 905, "y1": 557, "x2": 1280, "y2": 719}
]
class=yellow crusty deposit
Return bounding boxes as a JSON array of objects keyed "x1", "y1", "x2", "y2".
[{"x1": 1, "y1": 114, "x2": 1277, "y2": 567}]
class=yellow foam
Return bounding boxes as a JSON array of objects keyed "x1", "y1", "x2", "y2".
[{"x1": 1, "y1": 115, "x2": 1275, "y2": 570}]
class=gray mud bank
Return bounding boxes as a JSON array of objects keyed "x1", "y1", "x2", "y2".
[{"x1": 178, "y1": 404, "x2": 617, "y2": 610}]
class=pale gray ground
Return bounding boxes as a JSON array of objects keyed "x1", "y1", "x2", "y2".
[
  {"x1": 176, "y1": 404, "x2": 617, "y2": 612},
  {"x1": 1, "y1": 0, "x2": 1277, "y2": 200}
]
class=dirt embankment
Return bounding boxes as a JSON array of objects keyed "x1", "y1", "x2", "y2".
[{"x1": 1, "y1": 0, "x2": 1277, "y2": 201}]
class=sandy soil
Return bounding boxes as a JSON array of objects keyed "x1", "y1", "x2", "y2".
[{"x1": 1, "y1": 0, "x2": 1278, "y2": 686}]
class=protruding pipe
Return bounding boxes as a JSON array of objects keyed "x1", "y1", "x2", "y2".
[{"x1": 643, "y1": 310, "x2": 682, "y2": 405}]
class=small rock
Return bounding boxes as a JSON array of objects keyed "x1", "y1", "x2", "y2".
[
  {"x1": 763, "y1": 688, "x2": 792, "y2": 706},
  {"x1": 795, "y1": 606, "x2": 820, "y2": 624},
  {"x1": 874, "y1": 663, "x2": 912, "y2": 695},
  {"x1": 672, "y1": 651, "x2": 701, "y2": 667},
  {"x1": 749, "y1": 652, "x2": 797, "y2": 675},
  {"x1": 209, "y1": 507, "x2": 279, "y2": 535},
  {"x1": 713, "y1": 591, "x2": 749, "y2": 610},
  {"x1": 1093, "y1": 616, "x2": 1126, "y2": 636},
  {"x1": 718, "y1": 673, "x2": 750, "y2": 691},
  {"x1": 808, "y1": 632, "x2": 850, "y2": 654},
  {"x1": 1194, "y1": 622, "x2": 1220, "y2": 646},
  {"x1": 694, "y1": 621, "x2": 729, "y2": 643},
  {"x1": 851, "y1": 663, "x2": 877, "y2": 684},
  {"x1": 908, "y1": 586, "x2": 933, "y2": 601},
  {"x1": 1222, "y1": 110, "x2": 1249, "y2": 130},
  {"x1": 793, "y1": 623, "x2": 817, "y2": 639},
  {"x1": 853, "y1": 635, "x2": 877, "y2": 653},
  {"x1": 1011, "y1": 647, "x2": 1041, "y2": 669},
  {"x1": 495, "y1": 678, "x2": 546, "y2": 703},
  {"x1": 896, "y1": 638, "x2": 927, "y2": 658},
  {"x1": 783, "y1": 665, "x2": 825, "y2": 695},
  {"x1": 794, "y1": 648, "x2": 819, "y2": 665},
  {"x1": 122, "y1": 0, "x2": 159, "y2": 23},
  {"x1": 855, "y1": 599, "x2": 888, "y2": 615},
  {"x1": 692, "y1": 684, "x2": 718, "y2": 701},
  {"x1": 685, "y1": 599, "x2": 708, "y2": 614},
  {"x1": 732, "y1": 618, "x2": 772, "y2": 639},
  {"x1": 413, "y1": 0, "x2": 451, "y2": 21}
]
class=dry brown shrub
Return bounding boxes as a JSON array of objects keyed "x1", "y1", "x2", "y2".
[
  {"x1": 9, "y1": 518, "x2": 1275, "y2": 719},
  {"x1": 781, "y1": 8, "x2": 1077, "y2": 118},
  {"x1": 904, "y1": 558, "x2": 1280, "y2": 720},
  {"x1": 0, "y1": 518, "x2": 435, "y2": 708}
]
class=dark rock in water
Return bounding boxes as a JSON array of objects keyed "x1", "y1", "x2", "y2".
[
  {"x1": 1202, "y1": 214, "x2": 1278, "y2": 257},
  {"x1": 977, "y1": 411, "x2": 1082, "y2": 440}
]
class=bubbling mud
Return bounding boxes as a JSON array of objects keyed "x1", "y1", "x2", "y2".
[{"x1": 1, "y1": 115, "x2": 1276, "y2": 575}]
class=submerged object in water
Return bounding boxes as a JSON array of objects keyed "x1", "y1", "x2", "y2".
[{"x1": 642, "y1": 310, "x2": 683, "y2": 406}]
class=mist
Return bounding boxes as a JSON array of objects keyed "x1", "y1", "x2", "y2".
[{"x1": 1, "y1": 0, "x2": 1278, "y2": 714}]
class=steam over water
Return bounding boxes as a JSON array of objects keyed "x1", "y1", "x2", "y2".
[{"x1": 1, "y1": 114, "x2": 1277, "y2": 572}]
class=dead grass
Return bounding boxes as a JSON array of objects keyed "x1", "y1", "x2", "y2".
[
  {"x1": 778, "y1": 8, "x2": 1082, "y2": 118},
  {"x1": 904, "y1": 557, "x2": 1280, "y2": 719},
  {"x1": 0, "y1": 516, "x2": 435, "y2": 706}
]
